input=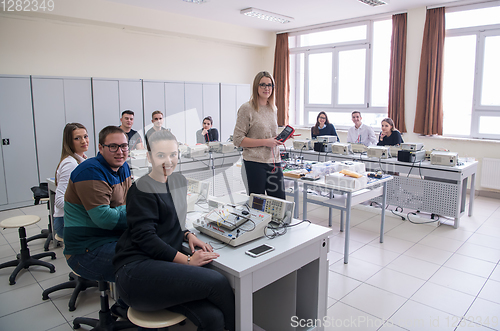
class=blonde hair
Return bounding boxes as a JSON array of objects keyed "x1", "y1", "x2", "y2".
[
  {"x1": 55, "y1": 123, "x2": 87, "y2": 185},
  {"x1": 250, "y1": 71, "x2": 276, "y2": 111}
]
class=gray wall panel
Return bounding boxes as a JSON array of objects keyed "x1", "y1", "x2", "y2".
[
  {"x1": 185, "y1": 83, "x2": 203, "y2": 146},
  {"x1": 165, "y1": 83, "x2": 186, "y2": 144},
  {"x1": 92, "y1": 79, "x2": 120, "y2": 150},
  {"x1": 143, "y1": 81, "x2": 166, "y2": 133},
  {"x1": 203, "y1": 84, "x2": 220, "y2": 139},
  {"x1": 119, "y1": 80, "x2": 144, "y2": 141},
  {"x1": 220, "y1": 84, "x2": 237, "y2": 142}
]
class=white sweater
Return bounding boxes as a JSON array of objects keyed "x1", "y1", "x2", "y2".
[{"x1": 54, "y1": 154, "x2": 86, "y2": 217}]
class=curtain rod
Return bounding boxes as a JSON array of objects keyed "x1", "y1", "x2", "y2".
[{"x1": 428, "y1": 0, "x2": 499, "y2": 10}]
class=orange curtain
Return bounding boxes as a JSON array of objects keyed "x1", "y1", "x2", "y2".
[
  {"x1": 273, "y1": 33, "x2": 290, "y2": 126},
  {"x1": 388, "y1": 13, "x2": 407, "y2": 133},
  {"x1": 414, "y1": 7, "x2": 445, "y2": 135}
]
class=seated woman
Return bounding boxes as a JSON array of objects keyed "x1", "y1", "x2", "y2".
[
  {"x1": 53, "y1": 123, "x2": 89, "y2": 238},
  {"x1": 113, "y1": 130, "x2": 235, "y2": 331},
  {"x1": 311, "y1": 111, "x2": 339, "y2": 141},
  {"x1": 377, "y1": 117, "x2": 404, "y2": 146},
  {"x1": 196, "y1": 116, "x2": 219, "y2": 143}
]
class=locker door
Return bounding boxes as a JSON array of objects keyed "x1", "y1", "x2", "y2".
[
  {"x1": 185, "y1": 83, "x2": 203, "y2": 146},
  {"x1": 64, "y1": 78, "x2": 95, "y2": 157},
  {"x1": 203, "y1": 84, "x2": 220, "y2": 140},
  {"x1": 0, "y1": 133, "x2": 7, "y2": 205},
  {"x1": 92, "y1": 79, "x2": 120, "y2": 151},
  {"x1": 0, "y1": 76, "x2": 39, "y2": 205},
  {"x1": 220, "y1": 84, "x2": 237, "y2": 142},
  {"x1": 143, "y1": 81, "x2": 166, "y2": 133},
  {"x1": 32, "y1": 77, "x2": 67, "y2": 182},
  {"x1": 119, "y1": 80, "x2": 144, "y2": 143},
  {"x1": 165, "y1": 83, "x2": 186, "y2": 144}
]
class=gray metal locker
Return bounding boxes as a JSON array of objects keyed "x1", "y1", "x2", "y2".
[
  {"x1": 31, "y1": 77, "x2": 67, "y2": 182},
  {"x1": 119, "y1": 80, "x2": 144, "y2": 142},
  {"x1": 0, "y1": 76, "x2": 39, "y2": 208},
  {"x1": 92, "y1": 79, "x2": 120, "y2": 151},
  {"x1": 185, "y1": 83, "x2": 203, "y2": 146},
  {"x1": 203, "y1": 84, "x2": 221, "y2": 140},
  {"x1": 220, "y1": 84, "x2": 237, "y2": 142},
  {"x1": 143, "y1": 81, "x2": 166, "y2": 133},
  {"x1": 165, "y1": 82, "x2": 186, "y2": 144}
]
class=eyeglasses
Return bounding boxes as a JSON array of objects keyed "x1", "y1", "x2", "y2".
[
  {"x1": 102, "y1": 143, "x2": 129, "y2": 153},
  {"x1": 318, "y1": 117, "x2": 327, "y2": 120},
  {"x1": 259, "y1": 83, "x2": 274, "y2": 89}
]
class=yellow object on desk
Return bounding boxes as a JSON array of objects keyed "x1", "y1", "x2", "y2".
[
  {"x1": 283, "y1": 169, "x2": 310, "y2": 178},
  {"x1": 339, "y1": 169, "x2": 363, "y2": 178}
]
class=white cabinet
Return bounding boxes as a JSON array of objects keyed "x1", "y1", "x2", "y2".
[
  {"x1": 0, "y1": 76, "x2": 39, "y2": 209},
  {"x1": 220, "y1": 84, "x2": 250, "y2": 142}
]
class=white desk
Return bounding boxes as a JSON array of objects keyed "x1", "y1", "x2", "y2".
[
  {"x1": 288, "y1": 149, "x2": 477, "y2": 228},
  {"x1": 285, "y1": 175, "x2": 392, "y2": 264},
  {"x1": 187, "y1": 222, "x2": 332, "y2": 331}
]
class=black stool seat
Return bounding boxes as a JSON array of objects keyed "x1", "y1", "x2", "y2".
[{"x1": 0, "y1": 215, "x2": 56, "y2": 285}]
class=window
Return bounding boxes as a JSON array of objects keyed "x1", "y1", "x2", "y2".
[
  {"x1": 443, "y1": 4, "x2": 500, "y2": 139},
  {"x1": 289, "y1": 19, "x2": 392, "y2": 129}
]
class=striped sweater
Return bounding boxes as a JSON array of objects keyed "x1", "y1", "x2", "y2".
[{"x1": 63, "y1": 153, "x2": 131, "y2": 255}]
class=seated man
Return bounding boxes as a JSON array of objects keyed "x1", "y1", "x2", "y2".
[
  {"x1": 346, "y1": 111, "x2": 377, "y2": 147},
  {"x1": 119, "y1": 110, "x2": 143, "y2": 150},
  {"x1": 145, "y1": 110, "x2": 167, "y2": 149},
  {"x1": 63, "y1": 125, "x2": 131, "y2": 282}
]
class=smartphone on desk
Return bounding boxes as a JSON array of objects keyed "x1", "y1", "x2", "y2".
[
  {"x1": 245, "y1": 244, "x2": 275, "y2": 258},
  {"x1": 276, "y1": 125, "x2": 295, "y2": 142}
]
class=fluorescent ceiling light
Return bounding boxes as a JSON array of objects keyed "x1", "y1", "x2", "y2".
[
  {"x1": 358, "y1": 0, "x2": 389, "y2": 7},
  {"x1": 240, "y1": 8, "x2": 294, "y2": 24},
  {"x1": 182, "y1": 0, "x2": 209, "y2": 4}
]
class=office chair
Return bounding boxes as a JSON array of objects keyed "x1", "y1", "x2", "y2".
[{"x1": 29, "y1": 183, "x2": 56, "y2": 251}]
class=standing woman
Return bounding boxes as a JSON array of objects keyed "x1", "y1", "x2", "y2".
[
  {"x1": 53, "y1": 123, "x2": 89, "y2": 238},
  {"x1": 377, "y1": 117, "x2": 404, "y2": 146},
  {"x1": 113, "y1": 130, "x2": 235, "y2": 331},
  {"x1": 233, "y1": 71, "x2": 285, "y2": 199},
  {"x1": 311, "y1": 111, "x2": 339, "y2": 141},
  {"x1": 196, "y1": 116, "x2": 219, "y2": 143}
]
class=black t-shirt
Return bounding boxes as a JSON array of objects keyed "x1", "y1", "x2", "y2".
[
  {"x1": 377, "y1": 130, "x2": 403, "y2": 146},
  {"x1": 126, "y1": 129, "x2": 143, "y2": 150}
]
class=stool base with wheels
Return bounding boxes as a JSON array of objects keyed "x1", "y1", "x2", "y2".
[
  {"x1": 0, "y1": 215, "x2": 56, "y2": 285},
  {"x1": 73, "y1": 280, "x2": 135, "y2": 331},
  {"x1": 128, "y1": 307, "x2": 186, "y2": 330}
]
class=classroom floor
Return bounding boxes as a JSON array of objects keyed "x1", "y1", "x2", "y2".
[{"x1": 0, "y1": 195, "x2": 499, "y2": 331}]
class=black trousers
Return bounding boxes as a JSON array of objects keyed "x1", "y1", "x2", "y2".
[{"x1": 242, "y1": 160, "x2": 285, "y2": 199}]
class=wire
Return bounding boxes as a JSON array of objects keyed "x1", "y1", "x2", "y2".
[{"x1": 406, "y1": 211, "x2": 440, "y2": 224}]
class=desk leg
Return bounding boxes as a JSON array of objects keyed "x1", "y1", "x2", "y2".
[
  {"x1": 469, "y1": 173, "x2": 476, "y2": 217},
  {"x1": 303, "y1": 183, "x2": 308, "y2": 221},
  {"x1": 380, "y1": 182, "x2": 387, "y2": 243},
  {"x1": 235, "y1": 274, "x2": 253, "y2": 331},
  {"x1": 340, "y1": 211, "x2": 344, "y2": 232},
  {"x1": 344, "y1": 192, "x2": 352, "y2": 264},
  {"x1": 293, "y1": 180, "x2": 299, "y2": 219}
]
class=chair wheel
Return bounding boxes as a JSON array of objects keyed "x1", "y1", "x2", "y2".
[
  {"x1": 73, "y1": 323, "x2": 80, "y2": 329},
  {"x1": 51, "y1": 255, "x2": 56, "y2": 260},
  {"x1": 42, "y1": 294, "x2": 49, "y2": 300}
]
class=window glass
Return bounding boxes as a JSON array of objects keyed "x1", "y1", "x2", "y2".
[
  {"x1": 371, "y1": 19, "x2": 392, "y2": 107},
  {"x1": 308, "y1": 53, "x2": 332, "y2": 104},
  {"x1": 446, "y1": 6, "x2": 500, "y2": 29},
  {"x1": 338, "y1": 49, "x2": 366, "y2": 105},
  {"x1": 300, "y1": 25, "x2": 367, "y2": 47},
  {"x1": 479, "y1": 116, "x2": 500, "y2": 134},
  {"x1": 443, "y1": 35, "x2": 476, "y2": 136},
  {"x1": 481, "y1": 36, "x2": 500, "y2": 106}
]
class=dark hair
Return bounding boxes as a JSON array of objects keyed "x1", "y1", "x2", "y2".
[
  {"x1": 351, "y1": 111, "x2": 361, "y2": 116},
  {"x1": 312, "y1": 112, "x2": 330, "y2": 136},
  {"x1": 122, "y1": 110, "x2": 134, "y2": 117},
  {"x1": 203, "y1": 116, "x2": 213, "y2": 125},
  {"x1": 55, "y1": 123, "x2": 88, "y2": 185},
  {"x1": 147, "y1": 129, "x2": 178, "y2": 152},
  {"x1": 99, "y1": 126, "x2": 126, "y2": 146},
  {"x1": 382, "y1": 117, "x2": 395, "y2": 131}
]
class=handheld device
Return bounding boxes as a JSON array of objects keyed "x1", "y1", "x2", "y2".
[
  {"x1": 248, "y1": 193, "x2": 295, "y2": 224},
  {"x1": 276, "y1": 125, "x2": 295, "y2": 142},
  {"x1": 245, "y1": 244, "x2": 275, "y2": 258}
]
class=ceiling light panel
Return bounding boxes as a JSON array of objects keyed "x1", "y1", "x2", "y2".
[
  {"x1": 240, "y1": 8, "x2": 294, "y2": 24},
  {"x1": 358, "y1": 0, "x2": 389, "y2": 7}
]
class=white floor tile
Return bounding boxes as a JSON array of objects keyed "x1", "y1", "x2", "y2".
[
  {"x1": 443, "y1": 254, "x2": 497, "y2": 279},
  {"x1": 0, "y1": 301, "x2": 67, "y2": 331},
  {"x1": 325, "y1": 301, "x2": 383, "y2": 331},
  {"x1": 476, "y1": 224, "x2": 500, "y2": 239},
  {"x1": 428, "y1": 266, "x2": 488, "y2": 296},
  {"x1": 365, "y1": 268, "x2": 425, "y2": 298},
  {"x1": 467, "y1": 233, "x2": 500, "y2": 250},
  {"x1": 329, "y1": 234, "x2": 365, "y2": 255},
  {"x1": 429, "y1": 225, "x2": 474, "y2": 242},
  {"x1": 386, "y1": 255, "x2": 441, "y2": 281},
  {"x1": 328, "y1": 271, "x2": 362, "y2": 300},
  {"x1": 457, "y1": 319, "x2": 499, "y2": 330},
  {"x1": 385, "y1": 222, "x2": 436, "y2": 243},
  {"x1": 418, "y1": 234, "x2": 464, "y2": 253},
  {"x1": 477, "y1": 279, "x2": 500, "y2": 304},
  {"x1": 465, "y1": 298, "x2": 500, "y2": 331},
  {"x1": 341, "y1": 283, "x2": 406, "y2": 320},
  {"x1": 456, "y1": 242, "x2": 500, "y2": 264},
  {"x1": 403, "y1": 243, "x2": 454, "y2": 265},
  {"x1": 388, "y1": 300, "x2": 459, "y2": 331},
  {"x1": 490, "y1": 265, "x2": 500, "y2": 282},
  {"x1": 349, "y1": 245, "x2": 400, "y2": 267},
  {"x1": 329, "y1": 257, "x2": 384, "y2": 282},
  {"x1": 345, "y1": 227, "x2": 381, "y2": 245},
  {"x1": 411, "y1": 282, "x2": 476, "y2": 317},
  {"x1": 0, "y1": 283, "x2": 45, "y2": 317},
  {"x1": 368, "y1": 235, "x2": 415, "y2": 255}
]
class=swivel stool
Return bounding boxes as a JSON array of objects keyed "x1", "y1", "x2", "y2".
[
  {"x1": 127, "y1": 307, "x2": 186, "y2": 330},
  {"x1": 0, "y1": 215, "x2": 56, "y2": 285}
]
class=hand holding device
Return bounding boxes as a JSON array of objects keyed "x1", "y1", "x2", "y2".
[{"x1": 276, "y1": 125, "x2": 295, "y2": 142}]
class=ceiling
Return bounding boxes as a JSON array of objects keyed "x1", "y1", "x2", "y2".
[{"x1": 104, "y1": 0, "x2": 461, "y2": 32}]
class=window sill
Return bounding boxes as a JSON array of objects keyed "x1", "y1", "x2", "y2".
[{"x1": 419, "y1": 135, "x2": 500, "y2": 144}]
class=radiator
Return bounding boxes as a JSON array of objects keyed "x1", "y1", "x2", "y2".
[{"x1": 480, "y1": 158, "x2": 500, "y2": 190}]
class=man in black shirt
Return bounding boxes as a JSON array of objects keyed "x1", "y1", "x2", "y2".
[{"x1": 119, "y1": 110, "x2": 143, "y2": 150}]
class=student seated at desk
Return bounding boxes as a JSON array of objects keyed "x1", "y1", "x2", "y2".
[
  {"x1": 377, "y1": 117, "x2": 403, "y2": 146},
  {"x1": 113, "y1": 130, "x2": 235, "y2": 331},
  {"x1": 196, "y1": 116, "x2": 219, "y2": 143},
  {"x1": 311, "y1": 111, "x2": 339, "y2": 141}
]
